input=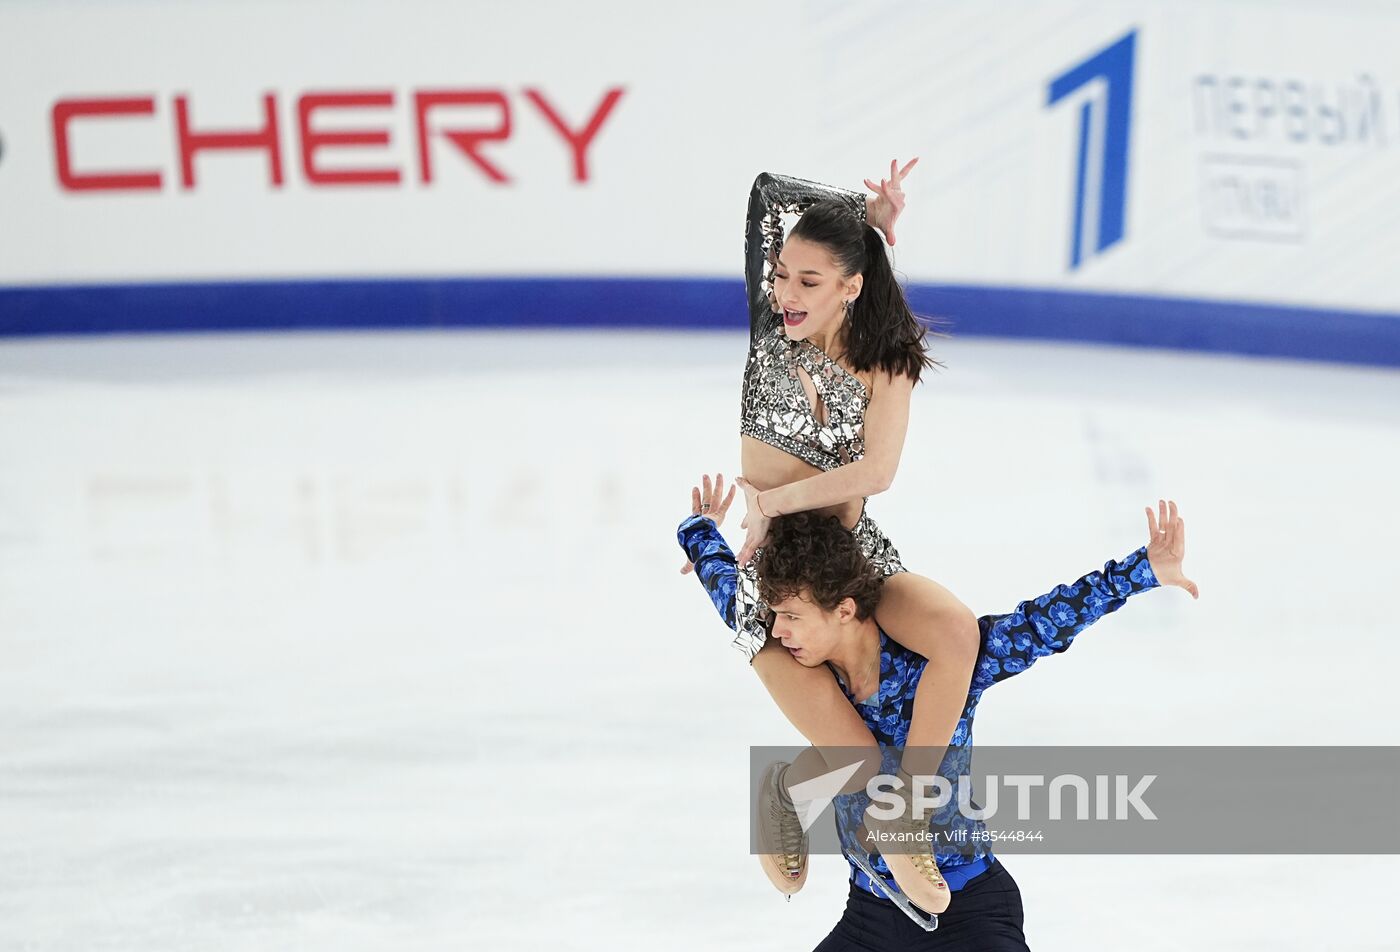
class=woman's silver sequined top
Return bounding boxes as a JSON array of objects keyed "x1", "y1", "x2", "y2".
[
  {"x1": 741, "y1": 171, "x2": 871, "y2": 472},
  {"x1": 741, "y1": 330, "x2": 869, "y2": 471},
  {"x1": 730, "y1": 173, "x2": 906, "y2": 661}
]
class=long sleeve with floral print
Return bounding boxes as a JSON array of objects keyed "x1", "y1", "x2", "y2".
[
  {"x1": 677, "y1": 512, "x2": 1162, "y2": 899},
  {"x1": 678, "y1": 514, "x2": 741, "y2": 631}
]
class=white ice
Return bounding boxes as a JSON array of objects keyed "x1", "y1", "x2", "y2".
[{"x1": 1, "y1": 330, "x2": 1397, "y2": 951}]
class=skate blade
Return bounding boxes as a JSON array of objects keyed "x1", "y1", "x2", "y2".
[{"x1": 845, "y1": 848, "x2": 939, "y2": 932}]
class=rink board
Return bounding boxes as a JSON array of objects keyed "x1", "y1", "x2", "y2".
[
  {"x1": 2, "y1": 278, "x2": 1398, "y2": 367},
  {"x1": 3, "y1": 0, "x2": 1400, "y2": 362}
]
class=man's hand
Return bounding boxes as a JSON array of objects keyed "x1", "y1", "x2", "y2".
[
  {"x1": 1145, "y1": 499, "x2": 1199, "y2": 599},
  {"x1": 680, "y1": 473, "x2": 737, "y2": 574}
]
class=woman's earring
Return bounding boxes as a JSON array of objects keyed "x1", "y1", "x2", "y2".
[{"x1": 844, "y1": 299, "x2": 854, "y2": 317}]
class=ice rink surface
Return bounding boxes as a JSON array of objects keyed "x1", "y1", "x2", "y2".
[{"x1": 1, "y1": 329, "x2": 1398, "y2": 951}]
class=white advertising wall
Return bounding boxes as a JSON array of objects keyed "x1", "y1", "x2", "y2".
[{"x1": 1, "y1": 0, "x2": 1398, "y2": 362}]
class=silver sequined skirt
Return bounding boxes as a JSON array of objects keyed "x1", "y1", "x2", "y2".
[{"x1": 732, "y1": 510, "x2": 906, "y2": 661}]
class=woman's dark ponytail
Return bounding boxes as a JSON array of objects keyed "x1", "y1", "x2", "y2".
[
  {"x1": 846, "y1": 226, "x2": 936, "y2": 382},
  {"x1": 789, "y1": 201, "x2": 938, "y2": 383}
]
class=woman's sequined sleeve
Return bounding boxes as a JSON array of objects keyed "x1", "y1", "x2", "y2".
[{"x1": 744, "y1": 172, "x2": 867, "y2": 343}]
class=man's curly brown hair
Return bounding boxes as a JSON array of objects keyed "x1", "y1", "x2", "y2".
[{"x1": 757, "y1": 511, "x2": 885, "y2": 619}]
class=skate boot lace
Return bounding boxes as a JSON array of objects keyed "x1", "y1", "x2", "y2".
[
  {"x1": 769, "y1": 796, "x2": 806, "y2": 875},
  {"x1": 885, "y1": 814, "x2": 947, "y2": 891}
]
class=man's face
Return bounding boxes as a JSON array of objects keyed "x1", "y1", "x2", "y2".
[{"x1": 768, "y1": 589, "x2": 849, "y2": 666}]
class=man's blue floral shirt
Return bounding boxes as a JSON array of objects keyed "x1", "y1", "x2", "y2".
[{"x1": 677, "y1": 513, "x2": 1160, "y2": 900}]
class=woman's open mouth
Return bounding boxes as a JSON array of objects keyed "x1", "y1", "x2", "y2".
[{"x1": 783, "y1": 309, "x2": 807, "y2": 327}]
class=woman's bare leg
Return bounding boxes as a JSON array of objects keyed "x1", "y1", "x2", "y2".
[
  {"x1": 752, "y1": 637, "x2": 880, "y2": 792},
  {"x1": 874, "y1": 572, "x2": 980, "y2": 777},
  {"x1": 749, "y1": 638, "x2": 881, "y2": 895},
  {"x1": 846, "y1": 572, "x2": 978, "y2": 914}
]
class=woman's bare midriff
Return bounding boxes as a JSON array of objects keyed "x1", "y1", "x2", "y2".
[{"x1": 742, "y1": 435, "x2": 865, "y2": 530}]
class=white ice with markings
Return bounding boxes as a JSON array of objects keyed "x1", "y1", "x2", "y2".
[{"x1": 1, "y1": 330, "x2": 1397, "y2": 951}]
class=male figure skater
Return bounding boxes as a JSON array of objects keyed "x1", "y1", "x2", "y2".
[{"x1": 678, "y1": 477, "x2": 1197, "y2": 949}]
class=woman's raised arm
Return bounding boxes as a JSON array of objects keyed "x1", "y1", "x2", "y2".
[{"x1": 744, "y1": 172, "x2": 866, "y2": 343}]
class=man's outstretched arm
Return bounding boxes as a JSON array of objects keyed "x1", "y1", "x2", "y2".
[
  {"x1": 970, "y1": 499, "x2": 1197, "y2": 696},
  {"x1": 970, "y1": 546, "x2": 1158, "y2": 694},
  {"x1": 677, "y1": 512, "x2": 740, "y2": 630}
]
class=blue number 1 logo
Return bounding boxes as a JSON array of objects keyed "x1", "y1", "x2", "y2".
[{"x1": 1046, "y1": 30, "x2": 1137, "y2": 271}]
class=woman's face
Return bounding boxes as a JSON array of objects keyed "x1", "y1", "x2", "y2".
[{"x1": 772, "y1": 236, "x2": 861, "y2": 344}]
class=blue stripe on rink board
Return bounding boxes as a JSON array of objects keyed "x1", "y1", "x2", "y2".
[{"x1": 1, "y1": 277, "x2": 1398, "y2": 368}]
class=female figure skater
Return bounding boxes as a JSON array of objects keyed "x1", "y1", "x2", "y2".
[{"x1": 682, "y1": 163, "x2": 980, "y2": 913}]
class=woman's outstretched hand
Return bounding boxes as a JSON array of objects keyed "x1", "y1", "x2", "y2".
[
  {"x1": 680, "y1": 473, "x2": 737, "y2": 574},
  {"x1": 1145, "y1": 499, "x2": 1199, "y2": 599},
  {"x1": 734, "y1": 476, "x2": 772, "y2": 566},
  {"x1": 864, "y1": 157, "x2": 918, "y2": 246}
]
